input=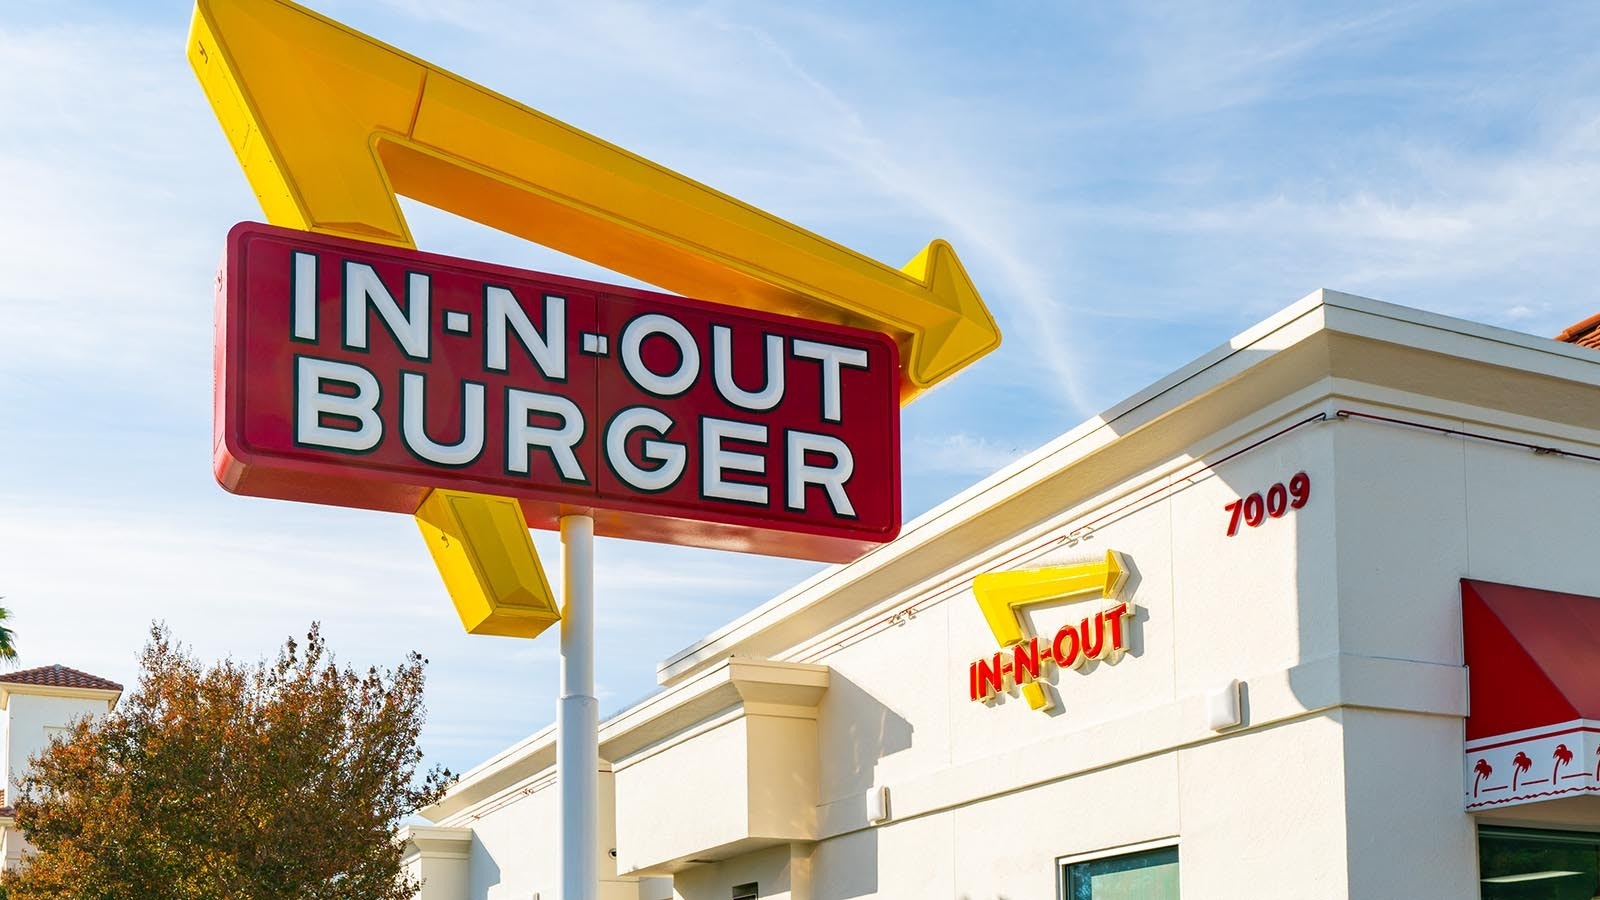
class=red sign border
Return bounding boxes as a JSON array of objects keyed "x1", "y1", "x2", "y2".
[{"x1": 214, "y1": 222, "x2": 902, "y2": 563}]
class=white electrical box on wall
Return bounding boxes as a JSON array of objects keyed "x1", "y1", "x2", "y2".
[
  {"x1": 867, "y1": 785, "x2": 891, "y2": 824},
  {"x1": 1207, "y1": 680, "x2": 1243, "y2": 731}
]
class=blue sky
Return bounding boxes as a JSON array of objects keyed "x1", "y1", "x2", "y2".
[{"x1": 3, "y1": 0, "x2": 1599, "y2": 775}]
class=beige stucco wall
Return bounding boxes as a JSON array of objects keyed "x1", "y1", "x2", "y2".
[
  {"x1": 0, "y1": 686, "x2": 119, "y2": 872},
  {"x1": 672, "y1": 844, "x2": 808, "y2": 900},
  {"x1": 418, "y1": 293, "x2": 1600, "y2": 899},
  {"x1": 402, "y1": 826, "x2": 472, "y2": 900},
  {"x1": 618, "y1": 717, "x2": 751, "y2": 868},
  {"x1": 680, "y1": 415, "x2": 1360, "y2": 899},
  {"x1": 450, "y1": 766, "x2": 637, "y2": 900},
  {"x1": 4, "y1": 692, "x2": 114, "y2": 806}
]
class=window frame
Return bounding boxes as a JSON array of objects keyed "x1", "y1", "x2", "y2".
[
  {"x1": 1478, "y1": 824, "x2": 1600, "y2": 899},
  {"x1": 1057, "y1": 839, "x2": 1180, "y2": 900}
]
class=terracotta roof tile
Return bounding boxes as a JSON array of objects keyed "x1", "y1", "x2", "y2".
[
  {"x1": 0, "y1": 664, "x2": 122, "y2": 692},
  {"x1": 1555, "y1": 312, "x2": 1600, "y2": 349}
]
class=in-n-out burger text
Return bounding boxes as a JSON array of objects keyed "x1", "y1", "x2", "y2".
[
  {"x1": 968, "y1": 602, "x2": 1134, "y2": 702},
  {"x1": 292, "y1": 299, "x2": 863, "y2": 510},
  {"x1": 216, "y1": 223, "x2": 901, "y2": 562}
]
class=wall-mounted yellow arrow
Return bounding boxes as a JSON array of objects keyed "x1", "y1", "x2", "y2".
[
  {"x1": 972, "y1": 550, "x2": 1128, "y2": 710},
  {"x1": 186, "y1": 0, "x2": 1000, "y2": 398}
]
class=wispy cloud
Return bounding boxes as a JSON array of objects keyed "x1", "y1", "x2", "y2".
[
  {"x1": 0, "y1": 18, "x2": 241, "y2": 394},
  {"x1": 1124, "y1": 2, "x2": 1418, "y2": 117},
  {"x1": 363, "y1": 0, "x2": 1098, "y2": 416},
  {"x1": 907, "y1": 432, "x2": 1030, "y2": 479},
  {"x1": 1072, "y1": 108, "x2": 1600, "y2": 337}
]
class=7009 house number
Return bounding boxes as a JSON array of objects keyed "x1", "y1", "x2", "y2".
[{"x1": 1224, "y1": 472, "x2": 1310, "y2": 536}]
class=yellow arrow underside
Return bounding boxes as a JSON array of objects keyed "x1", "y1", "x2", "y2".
[{"x1": 415, "y1": 490, "x2": 559, "y2": 639}]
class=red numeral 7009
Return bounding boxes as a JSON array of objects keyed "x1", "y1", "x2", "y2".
[{"x1": 1225, "y1": 472, "x2": 1310, "y2": 536}]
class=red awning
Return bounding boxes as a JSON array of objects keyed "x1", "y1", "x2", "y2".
[{"x1": 1462, "y1": 579, "x2": 1600, "y2": 741}]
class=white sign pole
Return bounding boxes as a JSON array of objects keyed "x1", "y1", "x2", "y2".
[{"x1": 558, "y1": 513, "x2": 598, "y2": 900}]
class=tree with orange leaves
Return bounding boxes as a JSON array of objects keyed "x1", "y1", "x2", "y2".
[{"x1": 3, "y1": 624, "x2": 452, "y2": 899}]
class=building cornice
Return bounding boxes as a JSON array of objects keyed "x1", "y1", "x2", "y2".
[
  {"x1": 422, "y1": 659, "x2": 827, "y2": 823},
  {"x1": 399, "y1": 825, "x2": 473, "y2": 861},
  {"x1": 653, "y1": 290, "x2": 1600, "y2": 686},
  {"x1": 0, "y1": 684, "x2": 122, "y2": 710}
]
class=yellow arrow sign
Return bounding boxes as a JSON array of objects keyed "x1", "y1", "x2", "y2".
[
  {"x1": 972, "y1": 550, "x2": 1128, "y2": 710},
  {"x1": 189, "y1": 0, "x2": 564, "y2": 635},
  {"x1": 186, "y1": 0, "x2": 1000, "y2": 396},
  {"x1": 415, "y1": 490, "x2": 560, "y2": 639}
]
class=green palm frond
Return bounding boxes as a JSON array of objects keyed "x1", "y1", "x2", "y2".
[{"x1": 0, "y1": 603, "x2": 16, "y2": 663}]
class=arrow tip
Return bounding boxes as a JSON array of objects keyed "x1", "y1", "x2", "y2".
[
  {"x1": 901, "y1": 239, "x2": 1001, "y2": 392},
  {"x1": 1103, "y1": 550, "x2": 1129, "y2": 597}
]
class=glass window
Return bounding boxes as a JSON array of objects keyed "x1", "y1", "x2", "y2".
[
  {"x1": 1480, "y1": 827, "x2": 1600, "y2": 900},
  {"x1": 1061, "y1": 846, "x2": 1179, "y2": 900}
]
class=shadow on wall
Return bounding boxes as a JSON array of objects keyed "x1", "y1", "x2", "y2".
[
  {"x1": 1185, "y1": 409, "x2": 1328, "y2": 720},
  {"x1": 822, "y1": 671, "x2": 913, "y2": 800},
  {"x1": 468, "y1": 831, "x2": 501, "y2": 900},
  {"x1": 810, "y1": 674, "x2": 911, "y2": 899},
  {"x1": 817, "y1": 825, "x2": 878, "y2": 900}
]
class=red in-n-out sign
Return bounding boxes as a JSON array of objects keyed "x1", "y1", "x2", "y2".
[{"x1": 215, "y1": 224, "x2": 901, "y2": 562}]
